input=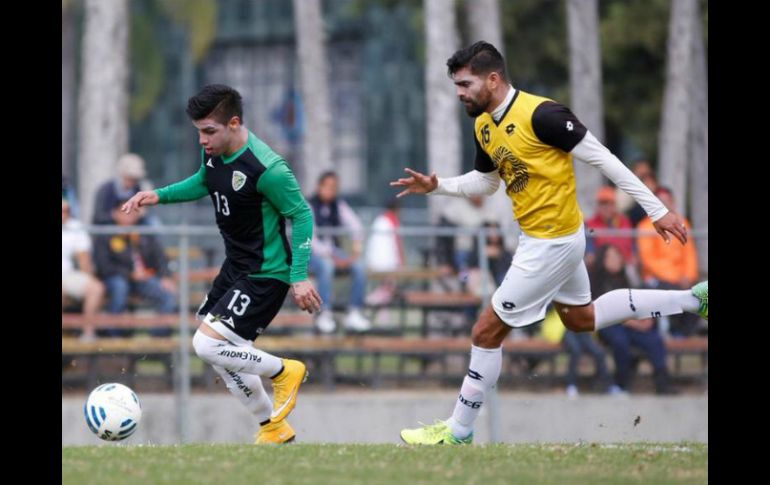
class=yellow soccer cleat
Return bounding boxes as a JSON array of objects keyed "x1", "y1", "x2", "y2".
[
  {"x1": 270, "y1": 359, "x2": 308, "y2": 423},
  {"x1": 255, "y1": 419, "x2": 295, "y2": 444}
]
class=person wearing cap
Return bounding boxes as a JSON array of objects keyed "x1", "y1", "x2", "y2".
[
  {"x1": 92, "y1": 153, "x2": 153, "y2": 225},
  {"x1": 584, "y1": 186, "x2": 636, "y2": 272}
]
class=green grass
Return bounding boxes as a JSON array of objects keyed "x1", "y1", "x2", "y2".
[{"x1": 62, "y1": 442, "x2": 707, "y2": 484}]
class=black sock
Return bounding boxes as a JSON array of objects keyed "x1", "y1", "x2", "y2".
[{"x1": 270, "y1": 365, "x2": 285, "y2": 379}]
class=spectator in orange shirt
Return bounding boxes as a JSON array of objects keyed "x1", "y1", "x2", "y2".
[{"x1": 637, "y1": 186, "x2": 700, "y2": 336}]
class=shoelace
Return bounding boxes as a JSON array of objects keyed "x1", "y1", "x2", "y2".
[{"x1": 416, "y1": 420, "x2": 447, "y2": 439}]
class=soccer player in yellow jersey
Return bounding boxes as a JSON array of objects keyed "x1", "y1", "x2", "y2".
[{"x1": 393, "y1": 42, "x2": 708, "y2": 445}]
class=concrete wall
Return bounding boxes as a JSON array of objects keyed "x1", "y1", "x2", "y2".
[{"x1": 63, "y1": 391, "x2": 708, "y2": 445}]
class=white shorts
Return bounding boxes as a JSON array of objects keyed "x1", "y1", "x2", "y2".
[
  {"x1": 491, "y1": 225, "x2": 591, "y2": 328},
  {"x1": 62, "y1": 271, "x2": 91, "y2": 299}
]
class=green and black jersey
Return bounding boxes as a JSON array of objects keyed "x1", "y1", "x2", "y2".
[{"x1": 155, "y1": 131, "x2": 313, "y2": 284}]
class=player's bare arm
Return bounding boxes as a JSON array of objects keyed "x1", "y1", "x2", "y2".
[
  {"x1": 121, "y1": 190, "x2": 159, "y2": 214},
  {"x1": 389, "y1": 168, "x2": 438, "y2": 198},
  {"x1": 653, "y1": 211, "x2": 688, "y2": 245},
  {"x1": 291, "y1": 280, "x2": 322, "y2": 314}
]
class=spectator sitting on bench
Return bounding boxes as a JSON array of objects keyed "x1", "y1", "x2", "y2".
[
  {"x1": 308, "y1": 171, "x2": 371, "y2": 333},
  {"x1": 94, "y1": 200, "x2": 177, "y2": 337},
  {"x1": 62, "y1": 198, "x2": 104, "y2": 341},
  {"x1": 437, "y1": 195, "x2": 488, "y2": 289},
  {"x1": 637, "y1": 186, "x2": 702, "y2": 337},
  {"x1": 540, "y1": 306, "x2": 616, "y2": 398},
  {"x1": 592, "y1": 243, "x2": 677, "y2": 395},
  {"x1": 92, "y1": 153, "x2": 160, "y2": 226}
]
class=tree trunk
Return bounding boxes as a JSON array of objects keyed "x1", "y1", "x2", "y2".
[
  {"x1": 688, "y1": 2, "x2": 708, "y2": 275},
  {"x1": 77, "y1": 0, "x2": 130, "y2": 223},
  {"x1": 62, "y1": 3, "x2": 76, "y2": 177},
  {"x1": 292, "y1": 0, "x2": 334, "y2": 192},
  {"x1": 464, "y1": 0, "x2": 504, "y2": 57},
  {"x1": 658, "y1": 0, "x2": 696, "y2": 214},
  {"x1": 464, "y1": 0, "x2": 511, "y2": 234},
  {"x1": 425, "y1": 0, "x2": 461, "y2": 221},
  {"x1": 567, "y1": 0, "x2": 604, "y2": 212}
]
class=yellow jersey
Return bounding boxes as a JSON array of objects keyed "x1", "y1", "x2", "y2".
[{"x1": 474, "y1": 89, "x2": 588, "y2": 239}]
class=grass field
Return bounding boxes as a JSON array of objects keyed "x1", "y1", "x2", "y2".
[{"x1": 62, "y1": 442, "x2": 707, "y2": 484}]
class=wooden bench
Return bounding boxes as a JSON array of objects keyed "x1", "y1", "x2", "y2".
[
  {"x1": 172, "y1": 267, "x2": 220, "y2": 283},
  {"x1": 663, "y1": 336, "x2": 708, "y2": 382},
  {"x1": 62, "y1": 336, "x2": 181, "y2": 390},
  {"x1": 60, "y1": 334, "x2": 559, "y2": 391},
  {"x1": 400, "y1": 291, "x2": 483, "y2": 336},
  {"x1": 344, "y1": 336, "x2": 561, "y2": 388},
  {"x1": 61, "y1": 321, "x2": 708, "y2": 391},
  {"x1": 61, "y1": 312, "x2": 313, "y2": 331},
  {"x1": 61, "y1": 311, "x2": 316, "y2": 390},
  {"x1": 164, "y1": 246, "x2": 205, "y2": 261},
  {"x1": 367, "y1": 267, "x2": 444, "y2": 282},
  {"x1": 61, "y1": 334, "x2": 354, "y2": 391}
]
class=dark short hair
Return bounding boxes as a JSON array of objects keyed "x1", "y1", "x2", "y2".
[
  {"x1": 446, "y1": 41, "x2": 507, "y2": 81},
  {"x1": 186, "y1": 84, "x2": 243, "y2": 124},
  {"x1": 385, "y1": 197, "x2": 400, "y2": 211},
  {"x1": 317, "y1": 170, "x2": 338, "y2": 185}
]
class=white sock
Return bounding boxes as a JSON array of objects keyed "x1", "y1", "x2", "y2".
[
  {"x1": 594, "y1": 289, "x2": 699, "y2": 330},
  {"x1": 447, "y1": 345, "x2": 502, "y2": 439},
  {"x1": 212, "y1": 365, "x2": 272, "y2": 423},
  {"x1": 192, "y1": 329, "x2": 283, "y2": 377}
]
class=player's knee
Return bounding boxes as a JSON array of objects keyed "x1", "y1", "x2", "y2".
[
  {"x1": 192, "y1": 329, "x2": 216, "y2": 362},
  {"x1": 562, "y1": 314, "x2": 594, "y2": 333},
  {"x1": 88, "y1": 278, "x2": 105, "y2": 297},
  {"x1": 192, "y1": 330, "x2": 206, "y2": 357},
  {"x1": 555, "y1": 304, "x2": 595, "y2": 333}
]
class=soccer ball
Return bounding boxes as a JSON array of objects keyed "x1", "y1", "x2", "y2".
[{"x1": 84, "y1": 383, "x2": 142, "y2": 441}]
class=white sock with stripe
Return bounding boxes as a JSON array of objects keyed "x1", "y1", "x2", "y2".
[
  {"x1": 593, "y1": 288, "x2": 699, "y2": 330},
  {"x1": 446, "y1": 345, "x2": 502, "y2": 439}
]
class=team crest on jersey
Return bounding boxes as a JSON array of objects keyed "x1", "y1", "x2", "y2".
[
  {"x1": 492, "y1": 146, "x2": 529, "y2": 194},
  {"x1": 232, "y1": 171, "x2": 247, "y2": 191}
]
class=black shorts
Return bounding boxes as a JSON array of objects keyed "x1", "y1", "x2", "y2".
[{"x1": 197, "y1": 260, "x2": 290, "y2": 341}]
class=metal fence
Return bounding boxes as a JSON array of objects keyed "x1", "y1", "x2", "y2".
[{"x1": 65, "y1": 223, "x2": 708, "y2": 443}]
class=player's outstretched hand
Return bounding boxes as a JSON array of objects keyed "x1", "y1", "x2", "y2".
[
  {"x1": 122, "y1": 190, "x2": 159, "y2": 214},
  {"x1": 291, "y1": 280, "x2": 323, "y2": 314},
  {"x1": 389, "y1": 168, "x2": 438, "y2": 198},
  {"x1": 653, "y1": 211, "x2": 688, "y2": 245}
]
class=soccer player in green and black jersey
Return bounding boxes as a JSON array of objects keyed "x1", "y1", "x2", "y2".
[{"x1": 122, "y1": 84, "x2": 322, "y2": 444}]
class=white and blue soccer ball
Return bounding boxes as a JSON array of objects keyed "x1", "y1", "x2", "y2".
[{"x1": 84, "y1": 383, "x2": 142, "y2": 441}]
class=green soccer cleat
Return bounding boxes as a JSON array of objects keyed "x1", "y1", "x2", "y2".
[
  {"x1": 691, "y1": 281, "x2": 708, "y2": 320},
  {"x1": 400, "y1": 420, "x2": 473, "y2": 445}
]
